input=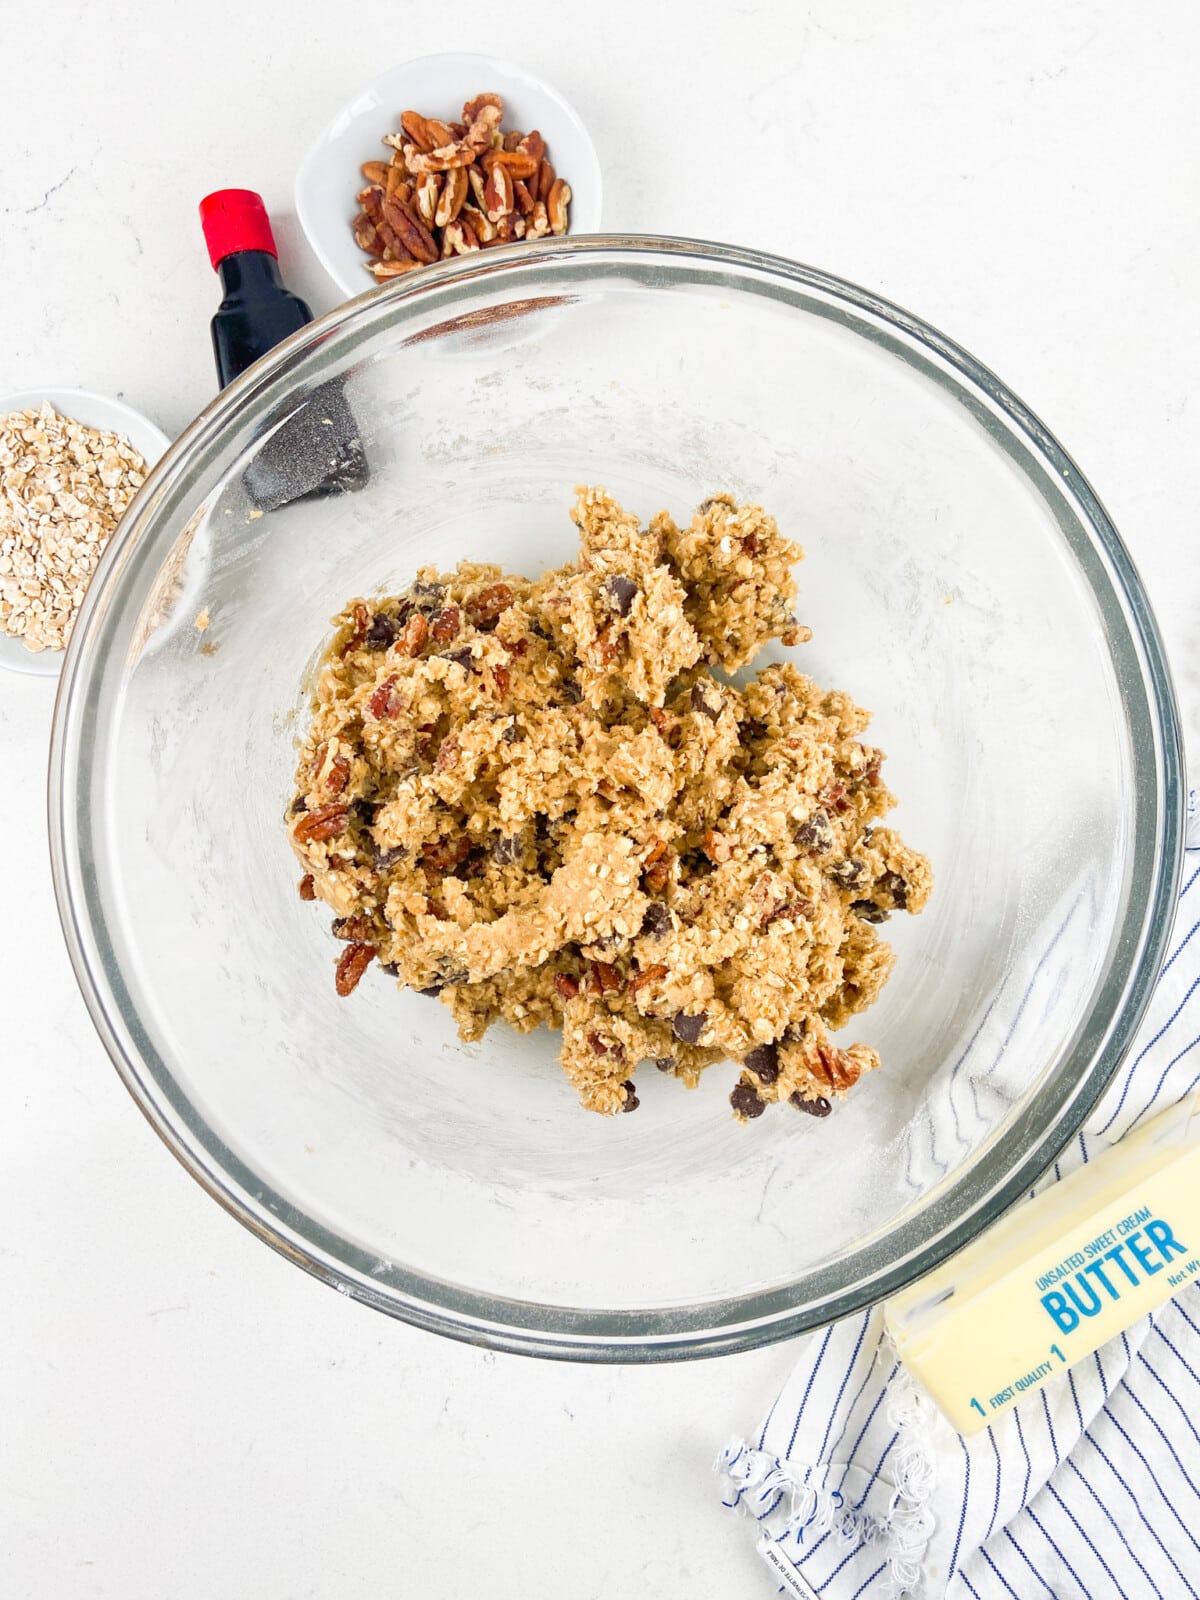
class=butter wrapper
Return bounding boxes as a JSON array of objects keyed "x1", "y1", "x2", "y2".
[{"x1": 885, "y1": 1096, "x2": 1200, "y2": 1434}]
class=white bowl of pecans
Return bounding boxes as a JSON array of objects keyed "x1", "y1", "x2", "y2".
[
  {"x1": 0, "y1": 388, "x2": 169, "y2": 678},
  {"x1": 294, "y1": 53, "x2": 602, "y2": 298}
]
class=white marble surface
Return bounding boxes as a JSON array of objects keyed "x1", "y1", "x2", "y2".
[{"x1": 1, "y1": 3, "x2": 1197, "y2": 1595}]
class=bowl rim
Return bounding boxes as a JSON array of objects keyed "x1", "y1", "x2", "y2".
[
  {"x1": 47, "y1": 236, "x2": 1186, "y2": 1360},
  {"x1": 294, "y1": 50, "x2": 604, "y2": 298}
]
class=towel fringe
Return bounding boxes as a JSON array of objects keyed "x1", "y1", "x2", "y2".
[{"x1": 717, "y1": 1362, "x2": 935, "y2": 1597}]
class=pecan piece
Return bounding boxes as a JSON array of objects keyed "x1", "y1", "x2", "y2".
[
  {"x1": 434, "y1": 734, "x2": 460, "y2": 772},
  {"x1": 518, "y1": 130, "x2": 547, "y2": 167},
  {"x1": 513, "y1": 179, "x2": 535, "y2": 216},
  {"x1": 335, "y1": 942, "x2": 375, "y2": 997},
  {"x1": 421, "y1": 835, "x2": 472, "y2": 873},
  {"x1": 396, "y1": 613, "x2": 429, "y2": 657},
  {"x1": 385, "y1": 164, "x2": 412, "y2": 203},
  {"x1": 356, "y1": 183, "x2": 384, "y2": 222},
  {"x1": 353, "y1": 216, "x2": 382, "y2": 256},
  {"x1": 442, "y1": 218, "x2": 480, "y2": 256},
  {"x1": 461, "y1": 202, "x2": 496, "y2": 243},
  {"x1": 298, "y1": 874, "x2": 316, "y2": 901},
  {"x1": 424, "y1": 118, "x2": 455, "y2": 148},
  {"x1": 643, "y1": 854, "x2": 672, "y2": 895},
  {"x1": 527, "y1": 200, "x2": 550, "y2": 239},
  {"x1": 492, "y1": 664, "x2": 511, "y2": 699},
  {"x1": 554, "y1": 973, "x2": 580, "y2": 1000},
  {"x1": 591, "y1": 623, "x2": 620, "y2": 665},
  {"x1": 484, "y1": 147, "x2": 539, "y2": 179},
  {"x1": 294, "y1": 803, "x2": 350, "y2": 844},
  {"x1": 703, "y1": 830, "x2": 732, "y2": 865},
  {"x1": 466, "y1": 582, "x2": 514, "y2": 626},
  {"x1": 462, "y1": 91, "x2": 503, "y2": 125},
  {"x1": 360, "y1": 160, "x2": 390, "y2": 186},
  {"x1": 414, "y1": 172, "x2": 440, "y2": 229},
  {"x1": 382, "y1": 196, "x2": 438, "y2": 263},
  {"x1": 430, "y1": 605, "x2": 461, "y2": 643},
  {"x1": 400, "y1": 110, "x2": 435, "y2": 151},
  {"x1": 533, "y1": 158, "x2": 555, "y2": 205},
  {"x1": 484, "y1": 163, "x2": 515, "y2": 220},
  {"x1": 368, "y1": 675, "x2": 398, "y2": 720},
  {"x1": 628, "y1": 963, "x2": 668, "y2": 996},
  {"x1": 371, "y1": 259, "x2": 421, "y2": 280},
  {"x1": 325, "y1": 755, "x2": 351, "y2": 794},
  {"x1": 813, "y1": 1043, "x2": 861, "y2": 1091},
  {"x1": 585, "y1": 1030, "x2": 626, "y2": 1063},
  {"x1": 546, "y1": 179, "x2": 571, "y2": 236},
  {"x1": 435, "y1": 166, "x2": 468, "y2": 226},
  {"x1": 589, "y1": 960, "x2": 624, "y2": 996}
]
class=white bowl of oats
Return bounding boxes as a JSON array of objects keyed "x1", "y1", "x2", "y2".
[{"x1": 0, "y1": 388, "x2": 170, "y2": 677}]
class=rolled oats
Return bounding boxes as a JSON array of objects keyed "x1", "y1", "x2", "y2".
[{"x1": 0, "y1": 404, "x2": 145, "y2": 653}]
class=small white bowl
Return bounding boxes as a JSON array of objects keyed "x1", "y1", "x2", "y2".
[
  {"x1": 295, "y1": 52, "x2": 603, "y2": 300},
  {"x1": 0, "y1": 387, "x2": 170, "y2": 678}
]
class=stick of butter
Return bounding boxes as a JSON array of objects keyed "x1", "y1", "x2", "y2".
[{"x1": 884, "y1": 1095, "x2": 1200, "y2": 1435}]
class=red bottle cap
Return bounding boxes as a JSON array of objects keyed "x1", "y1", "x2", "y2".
[{"x1": 199, "y1": 189, "x2": 278, "y2": 269}]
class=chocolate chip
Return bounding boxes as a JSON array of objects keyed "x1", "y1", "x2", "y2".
[
  {"x1": 782, "y1": 1019, "x2": 808, "y2": 1044},
  {"x1": 379, "y1": 962, "x2": 400, "y2": 977},
  {"x1": 790, "y1": 1091, "x2": 832, "y2": 1118},
  {"x1": 601, "y1": 574, "x2": 638, "y2": 616},
  {"x1": 879, "y1": 870, "x2": 909, "y2": 910},
  {"x1": 829, "y1": 858, "x2": 866, "y2": 890},
  {"x1": 290, "y1": 795, "x2": 308, "y2": 814},
  {"x1": 502, "y1": 721, "x2": 523, "y2": 744},
  {"x1": 411, "y1": 580, "x2": 445, "y2": 608},
  {"x1": 620, "y1": 1080, "x2": 640, "y2": 1112},
  {"x1": 440, "y1": 647, "x2": 474, "y2": 671},
  {"x1": 372, "y1": 841, "x2": 405, "y2": 872},
  {"x1": 418, "y1": 983, "x2": 444, "y2": 997},
  {"x1": 350, "y1": 797, "x2": 379, "y2": 826},
  {"x1": 672, "y1": 1010, "x2": 708, "y2": 1044},
  {"x1": 364, "y1": 612, "x2": 397, "y2": 651},
  {"x1": 796, "y1": 811, "x2": 833, "y2": 853},
  {"x1": 690, "y1": 682, "x2": 721, "y2": 721},
  {"x1": 730, "y1": 1081, "x2": 765, "y2": 1118},
  {"x1": 653, "y1": 1056, "x2": 675, "y2": 1073},
  {"x1": 744, "y1": 1042, "x2": 779, "y2": 1084},
  {"x1": 561, "y1": 676, "x2": 583, "y2": 704},
  {"x1": 432, "y1": 957, "x2": 469, "y2": 986},
  {"x1": 530, "y1": 619, "x2": 552, "y2": 641},
  {"x1": 641, "y1": 902, "x2": 672, "y2": 939},
  {"x1": 493, "y1": 833, "x2": 523, "y2": 865},
  {"x1": 852, "y1": 900, "x2": 889, "y2": 924}
]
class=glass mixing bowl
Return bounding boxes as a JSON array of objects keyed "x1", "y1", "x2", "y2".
[{"x1": 49, "y1": 238, "x2": 1185, "y2": 1359}]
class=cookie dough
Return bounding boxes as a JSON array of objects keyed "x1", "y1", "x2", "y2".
[{"x1": 288, "y1": 487, "x2": 932, "y2": 1119}]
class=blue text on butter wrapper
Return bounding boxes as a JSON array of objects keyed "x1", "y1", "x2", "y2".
[{"x1": 1038, "y1": 1213, "x2": 1190, "y2": 1333}]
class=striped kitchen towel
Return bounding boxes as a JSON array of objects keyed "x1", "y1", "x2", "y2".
[{"x1": 719, "y1": 793, "x2": 1200, "y2": 1599}]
